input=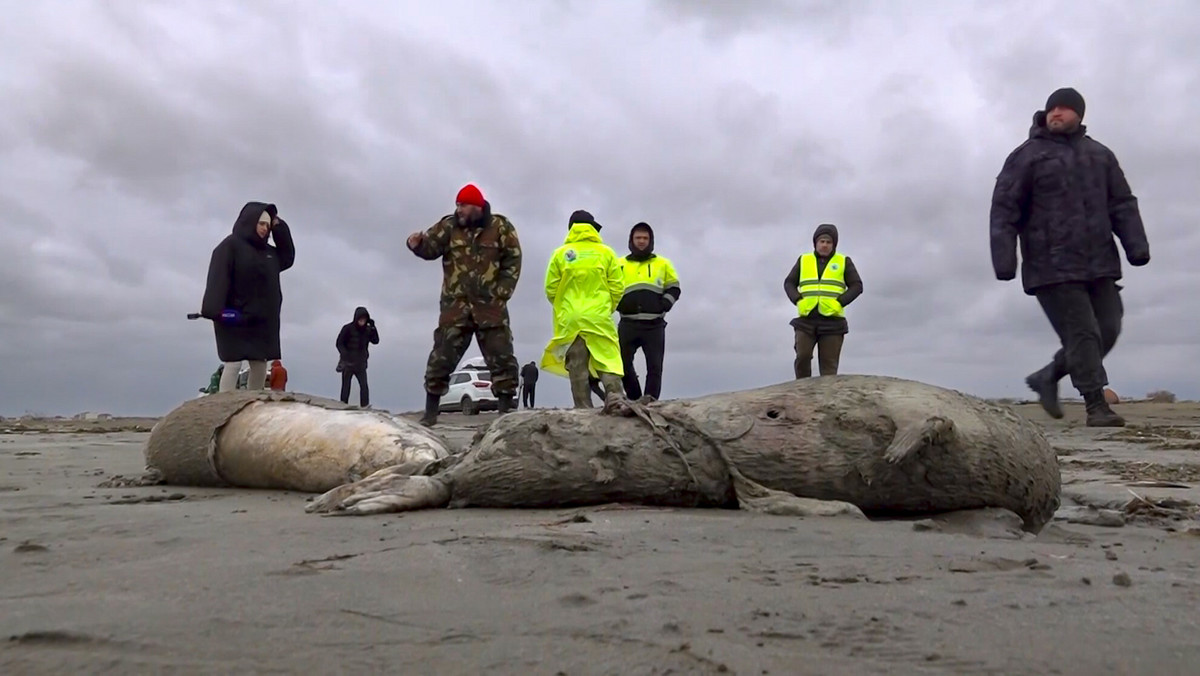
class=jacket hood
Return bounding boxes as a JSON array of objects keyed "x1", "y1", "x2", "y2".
[
  {"x1": 565, "y1": 222, "x2": 603, "y2": 244},
  {"x1": 627, "y1": 221, "x2": 656, "y2": 260},
  {"x1": 233, "y1": 201, "x2": 277, "y2": 247},
  {"x1": 812, "y1": 223, "x2": 839, "y2": 253},
  {"x1": 353, "y1": 306, "x2": 370, "y2": 321}
]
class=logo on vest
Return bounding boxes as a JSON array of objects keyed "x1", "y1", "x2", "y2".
[
  {"x1": 564, "y1": 249, "x2": 577, "y2": 262},
  {"x1": 830, "y1": 263, "x2": 839, "y2": 271}
]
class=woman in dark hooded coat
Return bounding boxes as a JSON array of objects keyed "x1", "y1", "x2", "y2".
[{"x1": 200, "y1": 201, "x2": 296, "y2": 392}]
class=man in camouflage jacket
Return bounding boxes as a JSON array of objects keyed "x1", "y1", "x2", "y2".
[{"x1": 407, "y1": 183, "x2": 522, "y2": 426}]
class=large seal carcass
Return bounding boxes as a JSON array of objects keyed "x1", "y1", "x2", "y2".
[
  {"x1": 129, "y1": 391, "x2": 451, "y2": 493},
  {"x1": 306, "y1": 375, "x2": 1063, "y2": 532}
]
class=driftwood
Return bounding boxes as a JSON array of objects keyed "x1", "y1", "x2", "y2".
[
  {"x1": 307, "y1": 375, "x2": 1062, "y2": 532},
  {"x1": 133, "y1": 391, "x2": 450, "y2": 493}
]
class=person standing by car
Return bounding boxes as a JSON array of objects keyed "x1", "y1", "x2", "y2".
[
  {"x1": 201, "y1": 201, "x2": 295, "y2": 392},
  {"x1": 336, "y1": 306, "x2": 379, "y2": 408},
  {"x1": 407, "y1": 183, "x2": 522, "y2": 426},
  {"x1": 616, "y1": 221, "x2": 681, "y2": 402},
  {"x1": 990, "y1": 87, "x2": 1149, "y2": 427},
  {"x1": 520, "y1": 361, "x2": 539, "y2": 409}
]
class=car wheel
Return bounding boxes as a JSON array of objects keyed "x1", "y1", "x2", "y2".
[{"x1": 462, "y1": 396, "x2": 477, "y2": 415}]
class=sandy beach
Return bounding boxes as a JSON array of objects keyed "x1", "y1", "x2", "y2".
[{"x1": 3, "y1": 400, "x2": 1200, "y2": 675}]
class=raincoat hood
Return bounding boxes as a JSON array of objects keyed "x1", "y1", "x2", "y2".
[{"x1": 565, "y1": 222, "x2": 604, "y2": 244}]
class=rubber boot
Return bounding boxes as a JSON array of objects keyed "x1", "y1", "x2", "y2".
[
  {"x1": 1083, "y1": 389, "x2": 1125, "y2": 427},
  {"x1": 419, "y1": 392, "x2": 440, "y2": 427},
  {"x1": 497, "y1": 394, "x2": 515, "y2": 414},
  {"x1": 599, "y1": 372, "x2": 625, "y2": 406},
  {"x1": 1024, "y1": 366, "x2": 1063, "y2": 419}
]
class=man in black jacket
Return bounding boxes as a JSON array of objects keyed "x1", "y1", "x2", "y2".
[
  {"x1": 783, "y1": 223, "x2": 863, "y2": 378},
  {"x1": 336, "y1": 306, "x2": 380, "y2": 408},
  {"x1": 520, "y1": 361, "x2": 539, "y2": 408},
  {"x1": 616, "y1": 222, "x2": 681, "y2": 401},
  {"x1": 990, "y1": 87, "x2": 1150, "y2": 427}
]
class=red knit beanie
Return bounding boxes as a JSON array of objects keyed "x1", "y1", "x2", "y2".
[{"x1": 455, "y1": 183, "x2": 485, "y2": 207}]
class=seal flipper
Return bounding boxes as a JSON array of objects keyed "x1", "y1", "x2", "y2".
[
  {"x1": 306, "y1": 470, "x2": 451, "y2": 516},
  {"x1": 883, "y1": 416, "x2": 955, "y2": 465}
]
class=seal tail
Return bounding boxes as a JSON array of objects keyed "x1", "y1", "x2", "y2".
[
  {"x1": 883, "y1": 416, "x2": 956, "y2": 465},
  {"x1": 306, "y1": 468, "x2": 451, "y2": 516}
]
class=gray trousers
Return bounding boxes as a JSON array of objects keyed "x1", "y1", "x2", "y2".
[{"x1": 219, "y1": 360, "x2": 267, "y2": 393}]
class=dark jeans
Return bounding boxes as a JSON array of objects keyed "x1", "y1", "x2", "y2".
[
  {"x1": 1034, "y1": 278, "x2": 1123, "y2": 395},
  {"x1": 340, "y1": 363, "x2": 369, "y2": 407},
  {"x1": 793, "y1": 330, "x2": 844, "y2": 378},
  {"x1": 619, "y1": 320, "x2": 666, "y2": 400},
  {"x1": 521, "y1": 383, "x2": 536, "y2": 408}
]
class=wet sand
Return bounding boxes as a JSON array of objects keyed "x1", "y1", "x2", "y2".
[{"x1": 3, "y1": 401, "x2": 1200, "y2": 674}]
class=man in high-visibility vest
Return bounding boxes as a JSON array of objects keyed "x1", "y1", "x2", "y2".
[
  {"x1": 540, "y1": 210, "x2": 626, "y2": 408},
  {"x1": 783, "y1": 223, "x2": 863, "y2": 378}
]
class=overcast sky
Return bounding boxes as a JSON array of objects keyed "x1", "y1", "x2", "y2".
[{"x1": 1, "y1": 0, "x2": 1197, "y2": 417}]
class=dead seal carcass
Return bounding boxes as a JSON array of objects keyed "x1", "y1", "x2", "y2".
[
  {"x1": 137, "y1": 390, "x2": 451, "y2": 492},
  {"x1": 306, "y1": 374, "x2": 1062, "y2": 532}
]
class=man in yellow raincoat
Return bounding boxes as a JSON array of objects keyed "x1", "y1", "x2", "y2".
[{"x1": 540, "y1": 210, "x2": 626, "y2": 408}]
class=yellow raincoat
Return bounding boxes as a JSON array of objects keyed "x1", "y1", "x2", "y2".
[{"x1": 540, "y1": 223, "x2": 625, "y2": 378}]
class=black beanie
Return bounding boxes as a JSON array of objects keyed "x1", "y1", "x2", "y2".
[
  {"x1": 1045, "y1": 87, "x2": 1085, "y2": 120},
  {"x1": 568, "y1": 209, "x2": 601, "y2": 231}
]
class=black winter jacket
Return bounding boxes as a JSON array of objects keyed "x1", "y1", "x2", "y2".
[
  {"x1": 336, "y1": 306, "x2": 379, "y2": 368},
  {"x1": 990, "y1": 111, "x2": 1150, "y2": 295},
  {"x1": 520, "y1": 362, "x2": 539, "y2": 385},
  {"x1": 201, "y1": 202, "x2": 296, "y2": 362}
]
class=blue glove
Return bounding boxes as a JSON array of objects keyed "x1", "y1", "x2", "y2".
[{"x1": 219, "y1": 309, "x2": 244, "y2": 325}]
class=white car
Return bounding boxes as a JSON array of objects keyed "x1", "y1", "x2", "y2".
[{"x1": 438, "y1": 368, "x2": 497, "y2": 415}]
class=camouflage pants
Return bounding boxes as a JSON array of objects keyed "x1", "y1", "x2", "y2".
[
  {"x1": 565, "y1": 336, "x2": 623, "y2": 408},
  {"x1": 424, "y1": 320, "x2": 519, "y2": 398}
]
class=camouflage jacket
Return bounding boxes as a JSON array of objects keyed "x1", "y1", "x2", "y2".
[{"x1": 410, "y1": 209, "x2": 522, "y2": 328}]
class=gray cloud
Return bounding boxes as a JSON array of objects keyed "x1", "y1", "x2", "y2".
[{"x1": 1, "y1": 0, "x2": 1198, "y2": 417}]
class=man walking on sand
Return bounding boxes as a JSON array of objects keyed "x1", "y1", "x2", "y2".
[
  {"x1": 784, "y1": 223, "x2": 863, "y2": 379},
  {"x1": 616, "y1": 221, "x2": 681, "y2": 402},
  {"x1": 336, "y1": 306, "x2": 379, "y2": 407},
  {"x1": 991, "y1": 87, "x2": 1150, "y2": 427},
  {"x1": 408, "y1": 183, "x2": 522, "y2": 426},
  {"x1": 540, "y1": 210, "x2": 626, "y2": 408}
]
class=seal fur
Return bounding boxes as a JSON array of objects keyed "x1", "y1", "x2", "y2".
[
  {"x1": 307, "y1": 375, "x2": 1062, "y2": 533},
  {"x1": 141, "y1": 390, "x2": 451, "y2": 492}
]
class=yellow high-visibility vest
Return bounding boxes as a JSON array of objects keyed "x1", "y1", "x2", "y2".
[{"x1": 796, "y1": 252, "x2": 847, "y2": 318}]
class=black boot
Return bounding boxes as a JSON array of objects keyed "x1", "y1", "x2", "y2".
[
  {"x1": 419, "y1": 393, "x2": 440, "y2": 427},
  {"x1": 497, "y1": 395, "x2": 515, "y2": 414},
  {"x1": 1083, "y1": 389, "x2": 1125, "y2": 427},
  {"x1": 1025, "y1": 367, "x2": 1063, "y2": 419}
]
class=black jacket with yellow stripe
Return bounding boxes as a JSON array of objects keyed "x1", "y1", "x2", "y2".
[{"x1": 616, "y1": 222, "x2": 680, "y2": 323}]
